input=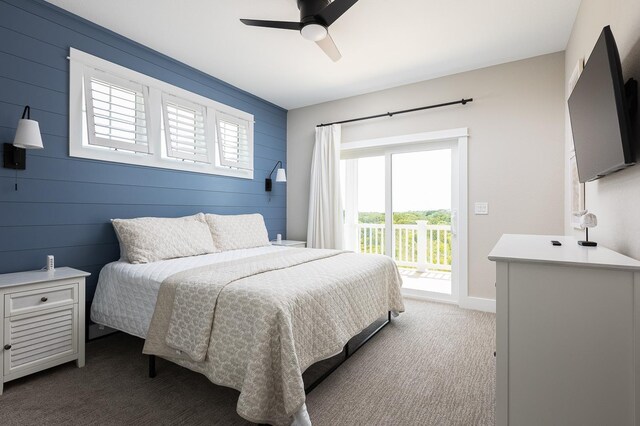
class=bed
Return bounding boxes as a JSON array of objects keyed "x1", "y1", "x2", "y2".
[{"x1": 90, "y1": 214, "x2": 404, "y2": 425}]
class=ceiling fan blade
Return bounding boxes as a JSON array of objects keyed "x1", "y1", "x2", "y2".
[
  {"x1": 240, "y1": 19, "x2": 302, "y2": 31},
  {"x1": 316, "y1": 0, "x2": 359, "y2": 26},
  {"x1": 316, "y1": 33, "x2": 342, "y2": 62}
]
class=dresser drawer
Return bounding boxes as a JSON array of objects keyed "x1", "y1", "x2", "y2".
[{"x1": 4, "y1": 282, "x2": 78, "y2": 317}]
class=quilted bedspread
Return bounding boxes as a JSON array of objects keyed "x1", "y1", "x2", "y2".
[{"x1": 143, "y1": 248, "x2": 404, "y2": 425}]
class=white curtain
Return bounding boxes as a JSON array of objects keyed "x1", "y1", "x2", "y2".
[{"x1": 307, "y1": 124, "x2": 343, "y2": 249}]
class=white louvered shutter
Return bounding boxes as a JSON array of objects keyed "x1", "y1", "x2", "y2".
[
  {"x1": 216, "y1": 112, "x2": 253, "y2": 170},
  {"x1": 84, "y1": 70, "x2": 150, "y2": 153},
  {"x1": 162, "y1": 96, "x2": 210, "y2": 163}
]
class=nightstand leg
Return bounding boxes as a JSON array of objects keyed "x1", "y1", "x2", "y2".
[
  {"x1": 77, "y1": 280, "x2": 86, "y2": 368},
  {"x1": 0, "y1": 380, "x2": 3, "y2": 395}
]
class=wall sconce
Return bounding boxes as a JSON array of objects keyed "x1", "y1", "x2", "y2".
[
  {"x1": 3, "y1": 106, "x2": 43, "y2": 190},
  {"x1": 265, "y1": 160, "x2": 286, "y2": 191}
]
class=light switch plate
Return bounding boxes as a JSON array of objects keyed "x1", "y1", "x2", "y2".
[{"x1": 474, "y1": 202, "x2": 489, "y2": 215}]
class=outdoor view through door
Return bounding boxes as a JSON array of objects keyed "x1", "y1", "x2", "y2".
[
  {"x1": 341, "y1": 147, "x2": 454, "y2": 298},
  {"x1": 393, "y1": 150, "x2": 452, "y2": 295}
]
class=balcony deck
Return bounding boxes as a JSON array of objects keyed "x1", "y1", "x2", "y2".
[
  {"x1": 399, "y1": 268, "x2": 452, "y2": 294},
  {"x1": 349, "y1": 222, "x2": 453, "y2": 295}
]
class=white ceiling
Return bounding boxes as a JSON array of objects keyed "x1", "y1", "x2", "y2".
[{"x1": 46, "y1": 0, "x2": 582, "y2": 110}]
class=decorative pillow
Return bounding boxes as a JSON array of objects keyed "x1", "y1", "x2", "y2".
[
  {"x1": 112, "y1": 213, "x2": 217, "y2": 264},
  {"x1": 205, "y1": 213, "x2": 270, "y2": 251}
]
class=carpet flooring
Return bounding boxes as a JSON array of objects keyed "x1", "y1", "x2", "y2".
[{"x1": 0, "y1": 299, "x2": 496, "y2": 425}]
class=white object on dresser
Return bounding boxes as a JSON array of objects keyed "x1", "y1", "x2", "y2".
[
  {"x1": 270, "y1": 240, "x2": 306, "y2": 248},
  {"x1": 489, "y1": 234, "x2": 640, "y2": 426},
  {"x1": 0, "y1": 267, "x2": 90, "y2": 395}
]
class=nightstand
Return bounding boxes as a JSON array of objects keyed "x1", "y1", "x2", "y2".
[
  {"x1": 271, "y1": 240, "x2": 307, "y2": 248},
  {"x1": 0, "y1": 267, "x2": 90, "y2": 395}
]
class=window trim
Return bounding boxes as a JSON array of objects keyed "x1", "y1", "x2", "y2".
[{"x1": 69, "y1": 48, "x2": 254, "y2": 179}]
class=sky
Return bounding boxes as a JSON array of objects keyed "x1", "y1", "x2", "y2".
[{"x1": 351, "y1": 149, "x2": 451, "y2": 212}]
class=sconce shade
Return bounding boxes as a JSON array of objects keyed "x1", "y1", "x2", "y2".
[
  {"x1": 275, "y1": 168, "x2": 287, "y2": 182},
  {"x1": 13, "y1": 119, "x2": 44, "y2": 149}
]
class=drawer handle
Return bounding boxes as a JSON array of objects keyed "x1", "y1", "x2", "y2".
[
  {"x1": 3, "y1": 344, "x2": 11, "y2": 350},
  {"x1": 41, "y1": 296, "x2": 48, "y2": 302}
]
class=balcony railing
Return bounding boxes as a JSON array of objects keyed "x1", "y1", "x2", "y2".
[{"x1": 356, "y1": 221, "x2": 452, "y2": 271}]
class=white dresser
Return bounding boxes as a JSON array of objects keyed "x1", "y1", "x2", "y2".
[
  {"x1": 489, "y1": 234, "x2": 640, "y2": 426},
  {"x1": 0, "y1": 267, "x2": 90, "y2": 395}
]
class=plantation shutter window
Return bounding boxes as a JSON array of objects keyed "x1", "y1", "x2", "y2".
[
  {"x1": 83, "y1": 70, "x2": 150, "y2": 153},
  {"x1": 162, "y1": 96, "x2": 211, "y2": 163},
  {"x1": 70, "y1": 48, "x2": 254, "y2": 178},
  {"x1": 216, "y1": 112, "x2": 253, "y2": 170}
]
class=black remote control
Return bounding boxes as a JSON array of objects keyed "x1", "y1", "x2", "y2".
[{"x1": 551, "y1": 240, "x2": 562, "y2": 246}]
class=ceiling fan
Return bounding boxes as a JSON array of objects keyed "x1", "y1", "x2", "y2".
[{"x1": 240, "y1": 0, "x2": 359, "y2": 62}]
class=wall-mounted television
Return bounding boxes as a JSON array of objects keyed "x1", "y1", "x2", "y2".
[{"x1": 568, "y1": 25, "x2": 637, "y2": 183}]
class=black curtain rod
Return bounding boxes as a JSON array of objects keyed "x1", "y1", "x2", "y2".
[{"x1": 316, "y1": 98, "x2": 473, "y2": 128}]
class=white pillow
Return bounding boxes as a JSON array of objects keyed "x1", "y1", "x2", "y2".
[
  {"x1": 112, "y1": 213, "x2": 217, "y2": 264},
  {"x1": 205, "y1": 213, "x2": 270, "y2": 251}
]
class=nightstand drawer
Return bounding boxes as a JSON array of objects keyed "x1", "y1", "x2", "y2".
[{"x1": 4, "y1": 283, "x2": 78, "y2": 317}]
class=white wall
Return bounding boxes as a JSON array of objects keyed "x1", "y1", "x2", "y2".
[
  {"x1": 288, "y1": 53, "x2": 566, "y2": 299},
  {"x1": 564, "y1": 1, "x2": 640, "y2": 256}
]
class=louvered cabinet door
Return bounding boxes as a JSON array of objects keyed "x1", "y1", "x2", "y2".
[{"x1": 3, "y1": 304, "x2": 78, "y2": 378}]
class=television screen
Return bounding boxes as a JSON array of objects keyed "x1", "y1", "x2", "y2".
[{"x1": 568, "y1": 26, "x2": 635, "y2": 183}]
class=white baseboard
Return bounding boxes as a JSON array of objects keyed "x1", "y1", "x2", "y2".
[
  {"x1": 402, "y1": 288, "x2": 496, "y2": 313},
  {"x1": 402, "y1": 289, "x2": 458, "y2": 305},
  {"x1": 459, "y1": 296, "x2": 496, "y2": 313}
]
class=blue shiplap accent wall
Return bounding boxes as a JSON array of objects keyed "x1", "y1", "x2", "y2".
[{"x1": 0, "y1": 0, "x2": 287, "y2": 298}]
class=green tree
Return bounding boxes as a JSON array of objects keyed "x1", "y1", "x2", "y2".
[{"x1": 357, "y1": 209, "x2": 451, "y2": 225}]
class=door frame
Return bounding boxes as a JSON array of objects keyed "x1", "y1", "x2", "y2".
[{"x1": 341, "y1": 128, "x2": 468, "y2": 306}]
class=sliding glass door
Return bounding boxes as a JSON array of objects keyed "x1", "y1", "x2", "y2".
[{"x1": 342, "y1": 141, "x2": 459, "y2": 302}]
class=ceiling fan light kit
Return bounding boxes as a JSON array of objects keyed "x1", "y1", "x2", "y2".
[
  {"x1": 240, "y1": 0, "x2": 359, "y2": 62},
  {"x1": 301, "y1": 23, "x2": 327, "y2": 41}
]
